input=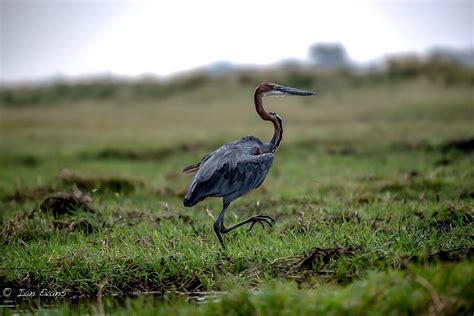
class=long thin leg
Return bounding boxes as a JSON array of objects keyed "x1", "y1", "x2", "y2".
[
  {"x1": 221, "y1": 214, "x2": 275, "y2": 233},
  {"x1": 214, "y1": 202, "x2": 229, "y2": 248},
  {"x1": 213, "y1": 201, "x2": 276, "y2": 248},
  {"x1": 217, "y1": 201, "x2": 274, "y2": 238}
]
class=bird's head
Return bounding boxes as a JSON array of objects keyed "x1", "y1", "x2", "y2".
[{"x1": 257, "y1": 82, "x2": 316, "y2": 97}]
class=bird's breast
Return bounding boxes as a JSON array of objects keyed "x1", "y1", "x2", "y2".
[{"x1": 252, "y1": 146, "x2": 263, "y2": 155}]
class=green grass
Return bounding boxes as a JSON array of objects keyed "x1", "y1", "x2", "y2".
[{"x1": 1, "y1": 78, "x2": 473, "y2": 315}]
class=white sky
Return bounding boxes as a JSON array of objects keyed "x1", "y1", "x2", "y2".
[{"x1": 1, "y1": 0, "x2": 473, "y2": 83}]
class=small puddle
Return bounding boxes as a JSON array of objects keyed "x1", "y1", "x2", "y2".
[{"x1": 1, "y1": 291, "x2": 222, "y2": 315}]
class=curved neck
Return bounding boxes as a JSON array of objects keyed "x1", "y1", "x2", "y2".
[{"x1": 254, "y1": 91, "x2": 283, "y2": 153}]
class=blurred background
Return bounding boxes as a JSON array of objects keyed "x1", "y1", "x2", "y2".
[
  {"x1": 0, "y1": 0, "x2": 473, "y2": 197},
  {"x1": 1, "y1": 0, "x2": 472, "y2": 95},
  {"x1": 1, "y1": 2, "x2": 473, "y2": 311}
]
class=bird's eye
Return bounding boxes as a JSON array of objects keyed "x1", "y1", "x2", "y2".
[{"x1": 269, "y1": 111, "x2": 276, "y2": 115}]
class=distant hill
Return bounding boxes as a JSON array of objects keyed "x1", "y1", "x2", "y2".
[{"x1": 428, "y1": 47, "x2": 474, "y2": 67}]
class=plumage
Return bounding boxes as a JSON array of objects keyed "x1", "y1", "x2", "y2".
[
  {"x1": 183, "y1": 136, "x2": 274, "y2": 207},
  {"x1": 182, "y1": 162, "x2": 201, "y2": 173},
  {"x1": 182, "y1": 83, "x2": 316, "y2": 247}
]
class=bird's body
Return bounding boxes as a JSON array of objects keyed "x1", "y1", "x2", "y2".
[
  {"x1": 183, "y1": 135, "x2": 274, "y2": 207},
  {"x1": 182, "y1": 83, "x2": 316, "y2": 247}
]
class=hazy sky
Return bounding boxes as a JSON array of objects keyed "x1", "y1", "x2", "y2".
[{"x1": 1, "y1": 0, "x2": 472, "y2": 83}]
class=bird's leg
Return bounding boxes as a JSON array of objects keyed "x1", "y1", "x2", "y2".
[
  {"x1": 221, "y1": 214, "x2": 275, "y2": 234},
  {"x1": 246, "y1": 214, "x2": 276, "y2": 232},
  {"x1": 214, "y1": 201, "x2": 276, "y2": 248},
  {"x1": 214, "y1": 202, "x2": 229, "y2": 248}
]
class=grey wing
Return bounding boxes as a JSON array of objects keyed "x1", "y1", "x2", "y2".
[
  {"x1": 182, "y1": 152, "x2": 214, "y2": 173},
  {"x1": 183, "y1": 152, "x2": 274, "y2": 207},
  {"x1": 182, "y1": 136, "x2": 263, "y2": 174}
]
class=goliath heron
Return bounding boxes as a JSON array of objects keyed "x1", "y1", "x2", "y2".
[{"x1": 182, "y1": 83, "x2": 316, "y2": 247}]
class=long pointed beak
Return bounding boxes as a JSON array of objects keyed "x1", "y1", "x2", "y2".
[{"x1": 278, "y1": 85, "x2": 316, "y2": 96}]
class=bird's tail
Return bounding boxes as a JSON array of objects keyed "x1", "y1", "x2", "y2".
[
  {"x1": 183, "y1": 195, "x2": 197, "y2": 207},
  {"x1": 182, "y1": 179, "x2": 203, "y2": 207},
  {"x1": 182, "y1": 162, "x2": 201, "y2": 173},
  {"x1": 183, "y1": 197, "x2": 194, "y2": 207},
  {"x1": 183, "y1": 193, "x2": 205, "y2": 207}
]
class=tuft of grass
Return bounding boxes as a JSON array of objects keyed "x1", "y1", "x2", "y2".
[
  {"x1": 1, "y1": 78, "x2": 473, "y2": 314},
  {"x1": 8, "y1": 262, "x2": 472, "y2": 315}
]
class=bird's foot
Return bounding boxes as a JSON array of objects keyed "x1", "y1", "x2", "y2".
[{"x1": 247, "y1": 214, "x2": 276, "y2": 232}]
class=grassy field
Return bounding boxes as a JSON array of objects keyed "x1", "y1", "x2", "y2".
[{"x1": 1, "y1": 77, "x2": 473, "y2": 315}]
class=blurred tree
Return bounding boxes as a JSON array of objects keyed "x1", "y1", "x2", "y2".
[
  {"x1": 309, "y1": 43, "x2": 349, "y2": 69},
  {"x1": 428, "y1": 47, "x2": 474, "y2": 67}
]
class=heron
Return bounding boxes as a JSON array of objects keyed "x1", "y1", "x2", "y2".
[{"x1": 182, "y1": 83, "x2": 316, "y2": 247}]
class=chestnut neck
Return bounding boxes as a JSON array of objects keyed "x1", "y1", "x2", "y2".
[{"x1": 254, "y1": 90, "x2": 283, "y2": 153}]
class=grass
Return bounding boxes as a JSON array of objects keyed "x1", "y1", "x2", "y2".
[{"x1": 1, "y1": 77, "x2": 473, "y2": 314}]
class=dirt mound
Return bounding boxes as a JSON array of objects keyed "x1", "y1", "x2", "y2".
[
  {"x1": 38, "y1": 192, "x2": 94, "y2": 218},
  {"x1": 400, "y1": 247, "x2": 474, "y2": 268},
  {"x1": 53, "y1": 219, "x2": 96, "y2": 234},
  {"x1": 82, "y1": 143, "x2": 212, "y2": 161},
  {"x1": 60, "y1": 169, "x2": 142, "y2": 193},
  {"x1": 299, "y1": 247, "x2": 357, "y2": 269},
  {"x1": 3, "y1": 185, "x2": 56, "y2": 203},
  {"x1": 440, "y1": 137, "x2": 474, "y2": 153}
]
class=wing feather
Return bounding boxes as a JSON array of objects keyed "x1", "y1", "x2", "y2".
[
  {"x1": 182, "y1": 162, "x2": 201, "y2": 173},
  {"x1": 183, "y1": 144, "x2": 274, "y2": 206}
]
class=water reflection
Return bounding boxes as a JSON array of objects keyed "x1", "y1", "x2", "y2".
[{"x1": 1, "y1": 291, "x2": 222, "y2": 315}]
